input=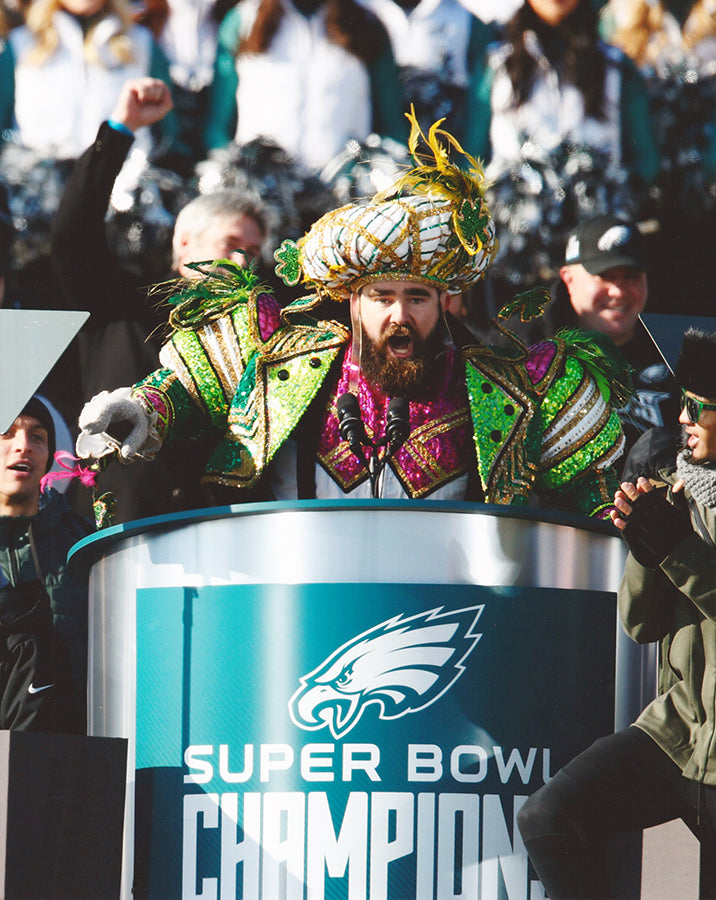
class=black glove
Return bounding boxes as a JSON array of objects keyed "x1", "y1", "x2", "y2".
[{"x1": 621, "y1": 489, "x2": 694, "y2": 568}]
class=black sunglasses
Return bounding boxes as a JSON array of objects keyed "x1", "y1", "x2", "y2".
[{"x1": 681, "y1": 390, "x2": 716, "y2": 424}]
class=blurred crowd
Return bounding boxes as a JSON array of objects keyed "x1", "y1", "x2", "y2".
[{"x1": 0, "y1": 0, "x2": 714, "y2": 490}]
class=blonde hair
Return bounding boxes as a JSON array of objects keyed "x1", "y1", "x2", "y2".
[
  {"x1": 25, "y1": 0, "x2": 136, "y2": 66},
  {"x1": 611, "y1": 0, "x2": 716, "y2": 68}
]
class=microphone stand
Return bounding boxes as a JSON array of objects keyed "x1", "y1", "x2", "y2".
[
  {"x1": 367, "y1": 445, "x2": 383, "y2": 499},
  {"x1": 336, "y1": 394, "x2": 411, "y2": 498}
]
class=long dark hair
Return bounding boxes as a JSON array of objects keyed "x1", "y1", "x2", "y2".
[
  {"x1": 238, "y1": 0, "x2": 387, "y2": 65},
  {"x1": 504, "y1": 0, "x2": 607, "y2": 121},
  {"x1": 132, "y1": 0, "x2": 169, "y2": 38}
]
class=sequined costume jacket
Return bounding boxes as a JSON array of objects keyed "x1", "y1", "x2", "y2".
[{"x1": 131, "y1": 285, "x2": 624, "y2": 517}]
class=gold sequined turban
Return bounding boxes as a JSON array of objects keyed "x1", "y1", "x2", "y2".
[{"x1": 274, "y1": 115, "x2": 498, "y2": 301}]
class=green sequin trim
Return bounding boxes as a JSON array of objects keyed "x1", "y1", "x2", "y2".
[
  {"x1": 541, "y1": 412, "x2": 624, "y2": 489},
  {"x1": 537, "y1": 356, "x2": 583, "y2": 424},
  {"x1": 133, "y1": 368, "x2": 202, "y2": 442},
  {"x1": 169, "y1": 329, "x2": 229, "y2": 428},
  {"x1": 231, "y1": 304, "x2": 254, "y2": 361},
  {"x1": 547, "y1": 467, "x2": 619, "y2": 519},
  {"x1": 466, "y1": 367, "x2": 525, "y2": 489},
  {"x1": 498, "y1": 287, "x2": 551, "y2": 323},
  {"x1": 135, "y1": 367, "x2": 175, "y2": 391}
]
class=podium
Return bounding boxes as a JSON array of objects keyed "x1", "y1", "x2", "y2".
[{"x1": 70, "y1": 500, "x2": 652, "y2": 900}]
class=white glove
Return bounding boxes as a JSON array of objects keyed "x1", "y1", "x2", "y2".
[{"x1": 76, "y1": 387, "x2": 162, "y2": 462}]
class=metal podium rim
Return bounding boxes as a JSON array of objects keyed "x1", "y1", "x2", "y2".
[{"x1": 68, "y1": 497, "x2": 619, "y2": 567}]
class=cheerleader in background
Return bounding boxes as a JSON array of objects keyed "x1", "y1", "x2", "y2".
[
  {"x1": 5, "y1": 0, "x2": 180, "y2": 159},
  {"x1": 462, "y1": 0, "x2": 659, "y2": 295},
  {"x1": 134, "y1": 0, "x2": 238, "y2": 167},
  {"x1": 203, "y1": 0, "x2": 406, "y2": 172},
  {"x1": 0, "y1": 0, "x2": 187, "y2": 307}
]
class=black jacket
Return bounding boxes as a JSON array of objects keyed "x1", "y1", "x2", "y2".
[
  {"x1": 50, "y1": 123, "x2": 214, "y2": 523},
  {"x1": 0, "y1": 489, "x2": 92, "y2": 731}
]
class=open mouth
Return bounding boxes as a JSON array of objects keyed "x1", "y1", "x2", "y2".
[
  {"x1": 387, "y1": 332, "x2": 414, "y2": 358},
  {"x1": 8, "y1": 462, "x2": 32, "y2": 474}
]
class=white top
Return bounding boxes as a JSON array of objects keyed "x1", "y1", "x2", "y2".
[
  {"x1": 234, "y1": 0, "x2": 372, "y2": 171},
  {"x1": 455, "y1": 0, "x2": 520, "y2": 23},
  {"x1": 159, "y1": 0, "x2": 218, "y2": 90},
  {"x1": 10, "y1": 11, "x2": 154, "y2": 159},
  {"x1": 486, "y1": 32, "x2": 623, "y2": 177},
  {"x1": 358, "y1": 0, "x2": 474, "y2": 86}
]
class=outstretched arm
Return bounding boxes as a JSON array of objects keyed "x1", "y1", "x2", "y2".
[{"x1": 76, "y1": 366, "x2": 207, "y2": 464}]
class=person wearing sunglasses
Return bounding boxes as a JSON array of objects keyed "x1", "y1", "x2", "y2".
[
  {"x1": 518, "y1": 327, "x2": 716, "y2": 899},
  {"x1": 680, "y1": 388, "x2": 716, "y2": 465}
]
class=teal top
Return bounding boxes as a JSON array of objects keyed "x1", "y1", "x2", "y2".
[
  {"x1": 204, "y1": 4, "x2": 406, "y2": 152},
  {"x1": 0, "y1": 41, "x2": 13, "y2": 134},
  {"x1": 148, "y1": 40, "x2": 183, "y2": 152},
  {"x1": 453, "y1": 16, "x2": 498, "y2": 146},
  {"x1": 463, "y1": 37, "x2": 661, "y2": 185}
]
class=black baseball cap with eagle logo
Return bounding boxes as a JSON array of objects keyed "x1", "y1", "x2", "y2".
[{"x1": 564, "y1": 215, "x2": 648, "y2": 276}]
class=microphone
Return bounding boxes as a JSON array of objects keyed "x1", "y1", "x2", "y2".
[
  {"x1": 336, "y1": 393, "x2": 367, "y2": 458},
  {"x1": 385, "y1": 397, "x2": 410, "y2": 452}
]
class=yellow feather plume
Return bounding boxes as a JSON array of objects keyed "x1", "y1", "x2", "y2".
[
  {"x1": 376, "y1": 108, "x2": 495, "y2": 259},
  {"x1": 378, "y1": 108, "x2": 488, "y2": 204}
]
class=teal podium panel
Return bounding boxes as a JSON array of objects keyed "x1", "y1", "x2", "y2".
[{"x1": 71, "y1": 500, "x2": 649, "y2": 900}]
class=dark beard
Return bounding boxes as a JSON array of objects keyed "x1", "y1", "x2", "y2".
[{"x1": 360, "y1": 321, "x2": 444, "y2": 398}]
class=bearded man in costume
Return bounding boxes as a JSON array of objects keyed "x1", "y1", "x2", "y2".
[{"x1": 75, "y1": 117, "x2": 627, "y2": 519}]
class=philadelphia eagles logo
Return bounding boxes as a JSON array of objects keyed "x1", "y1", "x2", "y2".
[{"x1": 289, "y1": 605, "x2": 483, "y2": 739}]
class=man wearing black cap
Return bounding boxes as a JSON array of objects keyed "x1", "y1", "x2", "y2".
[
  {"x1": 0, "y1": 397, "x2": 92, "y2": 732},
  {"x1": 557, "y1": 214, "x2": 679, "y2": 458},
  {"x1": 517, "y1": 329, "x2": 716, "y2": 899}
]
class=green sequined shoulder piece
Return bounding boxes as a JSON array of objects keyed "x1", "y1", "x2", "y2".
[
  {"x1": 165, "y1": 262, "x2": 269, "y2": 333},
  {"x1": 556, "y1": 328, "x2": 633, "y2": 407}
]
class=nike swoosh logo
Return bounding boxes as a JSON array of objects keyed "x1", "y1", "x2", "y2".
[{"x1": 28, "y1": 683, "x2": 53, "y2": 694}]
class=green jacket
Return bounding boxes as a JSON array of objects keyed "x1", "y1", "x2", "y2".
[
  {"x1": 620, "y1": 469, "x2": 716, "y2": 784},
  {"x1": 132, "y1": 281, "x2": 624, "y2": 517}
]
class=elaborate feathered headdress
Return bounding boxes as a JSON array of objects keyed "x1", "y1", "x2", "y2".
[{"x1": 274, "y1": 113, "x2": 497, "y2": 300}]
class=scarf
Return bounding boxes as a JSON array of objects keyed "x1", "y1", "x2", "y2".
[{"x1": 676, "y1": 448, "x2": 716, "y2": 509}]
